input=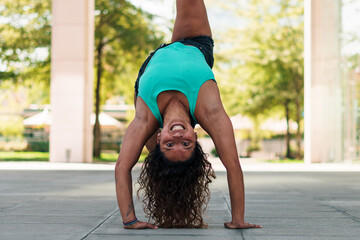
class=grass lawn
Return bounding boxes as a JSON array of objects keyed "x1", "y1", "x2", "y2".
[
  {"x1": 93, "y1": 153, "x2": 146, "y2": 163},
  {"x1": 266, "y1": 158, "x2": 304, "y2": 164},
  {"x1": 0, "y1": 151, "x2": 146, "y2": 163},
  {"x1": 0, "y1": 151, "x2": 300, "y2": 164},
  {"x1": 0, "y1": 151, "x2": 49, "y2": 161}
]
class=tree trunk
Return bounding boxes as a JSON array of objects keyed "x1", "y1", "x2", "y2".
[
  {"x1": 284, "y1": 100, "x2": 291, "y2": 158},
  {"x1": 294, "y1": 95, "x2": 302, "y2": 159},
  {"x1": 250, "y1": 115, "x2": 261, "y2": 151},
  {"x1": 93, "y1": 43, "x2": 103, "y2": 158}
]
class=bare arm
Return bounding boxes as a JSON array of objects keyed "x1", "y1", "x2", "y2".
[
  {"x1": 195, "y1": 81, "x2": 261, "y2": 229},
  {"x1": 134, "y1": 95, "x2": 160, "y2": 152},
  {"x1": 115, "y1": 100, "x2": 158, "y2": 229},
  {"x1": 145, "y1": 129, "x2": 161, "y2": 152},
  {"x1": 198, "y1": 104, "x2": 247, "y2": 225}
]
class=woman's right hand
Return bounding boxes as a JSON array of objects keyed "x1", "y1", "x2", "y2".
[
  {"x1": 124, "y1": 220, "x2": 158, "y2": 229},
  {"x1": 224, "y1": 221, "x2": 262, "y2": 229}
]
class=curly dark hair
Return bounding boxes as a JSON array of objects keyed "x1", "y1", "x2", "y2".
[{"x1": 137, "y1": 142, "x2": 216, "y2": 228}]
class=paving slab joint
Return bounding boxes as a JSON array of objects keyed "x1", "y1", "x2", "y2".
[
  {"x1": 318, "y1": 202, "x2": 360, "y2": 223},
  {"x1": 0, "y1": 202, "x2": 27, "y2": 214},
  {"x1": 222, "y1": 195, "x2": 231, "y2": 212},
  {"x1": 80, "y1": 209, "x2": 119, "y2": 240},
  {"x1": 220, "y1": 194, "x2": 246, "y2": 240}
]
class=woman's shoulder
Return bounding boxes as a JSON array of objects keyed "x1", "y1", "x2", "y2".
[
  {"x1": 195, "y1": 80, "x2": 224, "y2": 121},
  {"x1": 134, "y1": 97, "x2": 159, "y2": 127}
]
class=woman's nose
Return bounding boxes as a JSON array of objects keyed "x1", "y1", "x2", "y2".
[{"x1": 173, "y1": 132, "x2": 183, "y2": 138}]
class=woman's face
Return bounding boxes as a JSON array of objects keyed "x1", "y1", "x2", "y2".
[{"x1": 157, "y1": 119, "x2": 197, "y2": 162}]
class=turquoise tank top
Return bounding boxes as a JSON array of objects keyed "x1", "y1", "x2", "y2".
[{"x1": 138, "y1": 42, "x2": 215, "y2": 127}]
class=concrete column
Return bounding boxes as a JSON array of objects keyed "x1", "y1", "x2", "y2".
[
  {"x1": 304, "y1": 0, "x2": 342, "y2": 163},
  {"x1": 50, "y1": 0, "x2": 94, "y2": 163}
]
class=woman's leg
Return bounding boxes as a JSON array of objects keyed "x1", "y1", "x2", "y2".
[{"x1": 171, "y1": 0, "x2": 212, "y2": 42}]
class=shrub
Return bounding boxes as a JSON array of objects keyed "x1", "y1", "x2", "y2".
[
  {"x1": 26, "y1": 141, "x2": 49, "y2": 152},
  {"x1": 0, "y1": 140, "x2": 28, "y2": 151},
  {"x1": 211, "y1": 147, "x2": 219, "y2": 157}
]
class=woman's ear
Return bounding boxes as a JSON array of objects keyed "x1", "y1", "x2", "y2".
[
  {"x1": 157, "y1": 132, "x2": 161, "y2": 144},
  {"x1": 195, "y1": 132, "x2": 198, "y2": 140}
]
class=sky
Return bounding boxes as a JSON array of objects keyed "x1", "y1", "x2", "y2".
[
  {"x1": 130, "y1": 0, "x2": 234, "y2": 40},
  {"x1": 341, "y1": 0, "x2": 360, "y2": 55},
  {"x1": 131, "y1": 0, "x2": 360, "y2": 55},
  {"x1": 131, "y1": 0, "x2": 175, "y2": 39}
]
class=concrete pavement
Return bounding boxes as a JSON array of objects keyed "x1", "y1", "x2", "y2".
[{"x1": 0, "y1": 162, "x2": 360, "y2": 240}]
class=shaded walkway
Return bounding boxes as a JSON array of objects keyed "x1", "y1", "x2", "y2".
[{"x1": 0, "y1": 164, "x2": 359, "y2": 240}]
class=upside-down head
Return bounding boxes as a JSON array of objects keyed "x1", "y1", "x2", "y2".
[{"x1": 137, "y1": 142, "x2": 216, "y2": 228}]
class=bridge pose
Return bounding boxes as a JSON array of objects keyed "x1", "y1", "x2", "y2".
[{"x1": 115, "y1": 0, "x2": 261, "y2": 229}]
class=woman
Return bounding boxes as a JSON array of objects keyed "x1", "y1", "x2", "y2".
[{"x1": 115, "y1": 0, "x2": 261, "y2": 229}]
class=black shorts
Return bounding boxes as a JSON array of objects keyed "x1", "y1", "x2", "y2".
[{"x1": 134, "y1": 35, "x2": 214, "y2": 96}]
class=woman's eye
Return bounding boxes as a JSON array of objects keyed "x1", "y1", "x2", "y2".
[
  {"x1": 182, "y1": 142, "x2": 190, "y2": 146},
  {"x1": 166, "y1": 143, "x2": 174, "y2": 147}
]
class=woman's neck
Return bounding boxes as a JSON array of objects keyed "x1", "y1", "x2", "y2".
[{"x1": 162, "y1": 99, "x2": 191, "y2": 125}]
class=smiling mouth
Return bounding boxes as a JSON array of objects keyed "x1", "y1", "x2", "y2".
[{"x1": 171, "y1": 124, "x2": 185, "y2": 131}]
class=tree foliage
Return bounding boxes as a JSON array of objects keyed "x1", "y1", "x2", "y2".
[
  {"x1": 0, "y1": 0, "x2": 51, "y2": 103},
  {"x1": 0, "y1": 0, "x2": 164, "y2": 157},
  {"x1": 93, "y1": 0, "x2": 164, "y2": 156},
  {"x1": 216, "y1": 0, "x2": 304, "y2": 158},
  {"x1": 95, "y1": 0, "x2": 164, "y2": 104}
]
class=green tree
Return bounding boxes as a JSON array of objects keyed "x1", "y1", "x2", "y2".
[
  {"x1": 93, "y1": 0, "x2": 164, "y2": 157},
  {"x1": 0, "y1": 82, "x2": 27, "y2": 138},
  {"x1": 217, "y1": 0, "x2": 304, "y2": 158},
  {"x1": 0, "y1": 0, "x2": 164, "y2": 157},
  {"x1": 0, "y1": 0, "x2": 51, "y2": 103},
  {"x1": 0, "y1": 1, "x2": 51, "y2": 147}
]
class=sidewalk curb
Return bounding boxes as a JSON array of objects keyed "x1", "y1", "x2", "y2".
[{"x1": 1, "y1": 161, "x2": 359, "y2": 172}]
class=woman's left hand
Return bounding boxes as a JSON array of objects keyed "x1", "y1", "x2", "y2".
[
  {"x1": 124, "y1": 220, "x2": 158, "y2": 229},
  {"x1": 224, "y1": 221, "x2": 262, "y2": 229}
]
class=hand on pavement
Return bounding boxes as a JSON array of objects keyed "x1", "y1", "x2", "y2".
[
  {"x1": 224, "y1": 221, "x2": 262, "y2": 229},
  {"x1": 124, "y1": 220, "x2": 158, "y2": 229}
]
